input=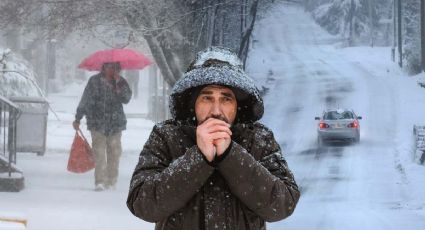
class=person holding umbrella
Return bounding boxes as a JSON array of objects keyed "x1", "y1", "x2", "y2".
[
  {"x1": 74, "y1": 48, "x2": 151, "y2": 191},
  {"x1": 73, "y1": 61, "x2": 132, "y2": 191}
]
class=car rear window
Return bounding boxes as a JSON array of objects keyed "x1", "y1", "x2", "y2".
[{"x1": 324, "y1": 111, "x2": 354, "y2": 120}]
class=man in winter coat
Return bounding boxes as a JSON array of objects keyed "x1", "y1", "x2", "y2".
[
  {"x1": 127, "y1": 47, "x2": 299, "y2": 229},
  {"x1": 73, "y1": 62, "x2": 132, "y2": 191}
]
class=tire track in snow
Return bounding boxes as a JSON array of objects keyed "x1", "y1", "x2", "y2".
[
  {"x1": 250, "y1": 3, "x2": 418, "y2": 229},
  {"x1": 249, "y1": 2, "x2": 423, "y2": 229},
  {"x1": 257, "y1": 2, "x2": 356, "y2": 203},
  {"x1": 317, "y1": 53, "x2": 413, "y2": 225},
  {"x1": 350, "y1": 63, "x2": 410, "y2": 201}
]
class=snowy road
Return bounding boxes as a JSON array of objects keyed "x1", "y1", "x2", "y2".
[{"x1": 247, "y1": 2, "x2": 425, "y2": 230}]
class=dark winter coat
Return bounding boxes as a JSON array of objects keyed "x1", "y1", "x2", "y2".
[
  {"x1": 75, "y1": 73, "x2": 132, "y2": 135},
  {"x1": 127, "y1": 47, "x2": 299, "y2": 229},
  {"x1": 127, "y1": 120, "x2": 299, "y2": 229}
]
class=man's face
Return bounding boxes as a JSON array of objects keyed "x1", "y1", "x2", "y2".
[
  {"x1": 104, "y1": 64, "x2": 120, "y2": 78},
  {"x1": 195, "y1": 85, "x2": 237, "y2": 125}
]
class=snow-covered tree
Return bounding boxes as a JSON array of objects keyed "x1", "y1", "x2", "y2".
[
  {"x1": 403, "y1": 0, "x2": 421, "y2": 74},
  {"x1": 306, "y1": 0, "x2": 424, "y2": 74},
  {"x1": 0, "y1": 49, "x2": 43, "y2": 99},
  {"x1": 0, "y1": 0, "x2": 264, "y2": 86},
  {"x1": 306, "y1": 0, "x2": 392, "y2": 46}
]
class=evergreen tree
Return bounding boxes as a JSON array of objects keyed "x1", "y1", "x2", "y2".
[{"x1": 307, "y1": 0, "x2": 391, "y2": 46}]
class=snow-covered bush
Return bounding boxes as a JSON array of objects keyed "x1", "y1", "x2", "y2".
[
  {"x1": 306, "y1": 0, "x2": 425, "y2": 75},
  {"x1": 308, "y1": 0, "x2": 391, "y2": 46},
  {"x1": 313, "y1": 0, "x2": 369, "y2": 45},
  {"x1": 0, "y1": 48, "x2": 43, "y2": 98}
]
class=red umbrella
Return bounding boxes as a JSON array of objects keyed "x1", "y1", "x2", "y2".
[{"x1": 78, "y1": 48, "x2": 152, "y2": 71}]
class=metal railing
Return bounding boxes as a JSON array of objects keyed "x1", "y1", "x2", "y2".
[{"x1": 0, "y1": 94, "x2": 21, "y2": 176}]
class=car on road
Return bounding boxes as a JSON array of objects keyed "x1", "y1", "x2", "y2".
[{"x1": 315, "y1": 109, "x2": 362, "y2": 146}]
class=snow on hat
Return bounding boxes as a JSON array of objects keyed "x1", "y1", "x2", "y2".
[{"x1": 170, "y1": 46, "x2": 264, "y2": 123}]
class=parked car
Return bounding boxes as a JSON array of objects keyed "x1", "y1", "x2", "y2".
[{"x1": 315, "y1": 109, "x2": 362, "y2": 146}]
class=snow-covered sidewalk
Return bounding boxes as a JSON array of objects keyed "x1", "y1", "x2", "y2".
[{"x1": 1, "y1": 81, "x2": 155, "y2": 229}]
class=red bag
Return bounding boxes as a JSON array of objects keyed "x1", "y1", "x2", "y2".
[{"x1": 67, "y1": 130, "x2": 95, "y2": 173}]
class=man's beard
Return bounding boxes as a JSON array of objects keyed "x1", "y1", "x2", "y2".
[{"x1": 198, "y1": 114, "x2": 229, "y2": 125}]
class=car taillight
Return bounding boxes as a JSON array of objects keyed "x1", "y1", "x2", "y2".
[
  {"x1": 319, "y1": 122, "x2": 329, "y2": 129},
  {"x1": 348, "y1": 121, "x2": 359, "y2": 128}
]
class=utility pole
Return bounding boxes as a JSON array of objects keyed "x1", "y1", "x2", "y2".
[
  {"x1": 148, "y1": 65, "x2": 158, "y2": 122},
  {"x1": 392, "y1": 0, "x2": 396, "y2": 61},
  {"x1": 397, "y1": 0, "x2": 403, "y2": 67},
  {"x1": 348, "y1": 0, "x2": 355, "y2": 46},
  {"x1": 421, "y1": 0, "x2": 425, "y2": 71},
  {"x1": 45, "y1": 39, "x2": 56, "y2": 95},
  {"x1": 369, "y1": 0, "x2": 374, "y2": 47},
  {"x1": 162, "y1": 78, "x2": 169, "y2": 120}
]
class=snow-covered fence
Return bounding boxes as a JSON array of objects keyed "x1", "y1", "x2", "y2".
[{"x1": 413, "y1": 125, "x2": 425, "y2": 164}]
